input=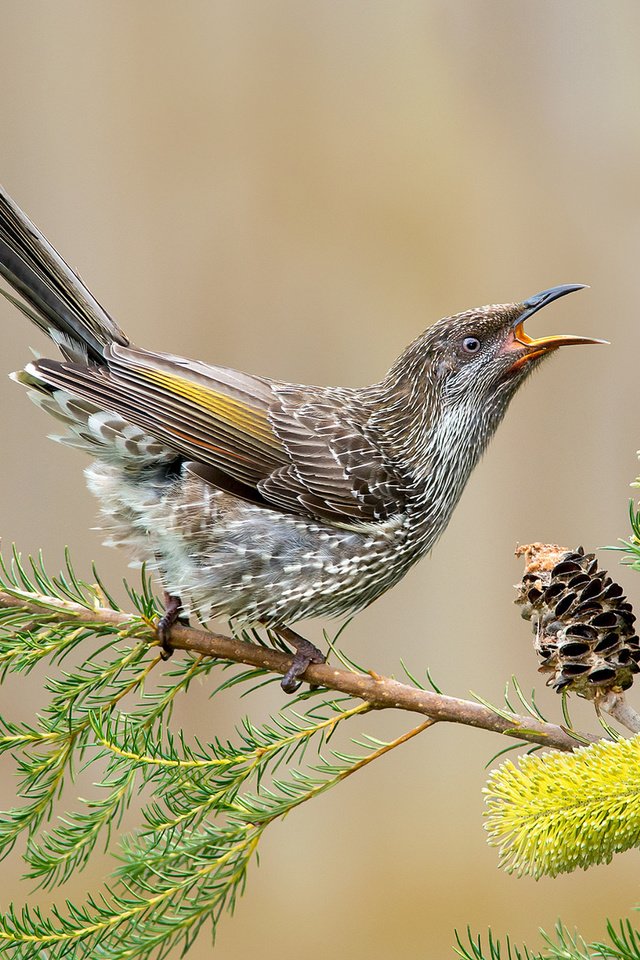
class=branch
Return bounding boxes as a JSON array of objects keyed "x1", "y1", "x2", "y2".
[
  {"x1": 0, "y1": 587, "x2": 599, "y2": 752},
  {"x1": 599, "y1": 691, "x2": 640, "y2": 733}
]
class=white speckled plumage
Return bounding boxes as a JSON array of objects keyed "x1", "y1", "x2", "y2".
[{"x1": 1, "y1": 184, "x2": 597, "y2": 639}]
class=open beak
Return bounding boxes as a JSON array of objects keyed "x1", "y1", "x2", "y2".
[{"x1": 508, "y1": 284, "x2": 607, "y2": 371}]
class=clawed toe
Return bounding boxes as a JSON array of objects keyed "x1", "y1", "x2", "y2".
[
  {"x1": 276, "y1": 627, "x2": 326, "y2": 694},
  {"x1": 157, "y1": 592, "x2": 183, "y2": 659},
  {"x1": 281, "y1": 655, "x2": 309, "y2": 693},
  {"x1": 157, "y1": 619, "x2": 175, "y2": 660}
]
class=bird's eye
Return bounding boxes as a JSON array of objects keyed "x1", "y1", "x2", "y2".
[{"x1": 462, "y1": 336, "x2": 481, "y2": 354}]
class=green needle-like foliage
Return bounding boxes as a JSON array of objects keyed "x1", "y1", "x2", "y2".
[
  {"x1": 455, "y1": 927, "x2": 538, "y2": 959},
  {"x1": 609, "y1": 499, "x2": 640, "y2": 570},
  {"x1": 0, "y1": 547, "x2": 420, "y2": 959},
  {"x1": 457, "y1": 920, "x2": 640, "y2": 960}
]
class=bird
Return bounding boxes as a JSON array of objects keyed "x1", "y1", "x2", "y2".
[{"x1": 0, "y1": 184, "x2": 606, "y2": 692}]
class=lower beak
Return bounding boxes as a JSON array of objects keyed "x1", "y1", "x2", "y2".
[{"x1": 507, "y1": 285, "x2": 608, "y2": 371}]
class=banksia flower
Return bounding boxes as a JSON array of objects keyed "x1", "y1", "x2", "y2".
[
  {"x1": 485, "y1": 734, "x2": 640, "y2": 878},
  {"x1": 515, "y1": 543, "x2": 640, "y2": 698}
]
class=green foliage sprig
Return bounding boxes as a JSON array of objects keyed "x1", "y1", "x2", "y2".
[
  {"x1": 455, "y1": 919, "x2": 640, "y2": 960},
  {"x1": 0, "y1": 546, "x2": 436, "y2": 959},
  {"x1": 0, "y1": 538, "x2": 631, "y2": 959},
  {"x1": 608, "y1": 498, "x2": 640, "y2": 571}
]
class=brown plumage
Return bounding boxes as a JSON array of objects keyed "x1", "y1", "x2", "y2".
[{"x1": 0, "y1": 185, "x2": 605, "y2": 690}]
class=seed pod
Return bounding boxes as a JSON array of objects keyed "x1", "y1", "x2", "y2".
[{"x1": 515, "y1": 543, "x2": 640, "y2": 698}]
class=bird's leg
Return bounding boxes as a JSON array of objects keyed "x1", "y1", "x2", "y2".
[
  {"x1": 274, "y1": 626, "x2": 326, "y2": 694},
  {"x1": 156, "y1": 591, "x2": 184, "y2": 659}
]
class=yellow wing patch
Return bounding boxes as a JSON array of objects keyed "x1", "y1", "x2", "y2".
[{"x1": 139, "y1": 368, "x2": 280, "y2": 448}]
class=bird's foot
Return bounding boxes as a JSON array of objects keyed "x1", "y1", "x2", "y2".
[
  {"x1": 157, "y1": 592, "x2": 184, "y2": 659},
  {"x1": 275, "y1": 626, "x2": 326, "y2": 694}
]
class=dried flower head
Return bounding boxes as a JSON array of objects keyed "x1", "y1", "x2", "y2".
[{"x1": 515, "y1": 544, "x2": 640, "y2": 698}]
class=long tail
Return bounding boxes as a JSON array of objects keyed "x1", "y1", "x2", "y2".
[{"x1": 0, "y1": 185, "x2": 129, "y2": 363}]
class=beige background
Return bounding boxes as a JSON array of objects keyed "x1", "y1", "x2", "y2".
[{"x1": 1, "y1": 2, "x2": 639, "y2": 957}]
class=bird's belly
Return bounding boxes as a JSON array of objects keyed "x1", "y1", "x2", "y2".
[{"x1": 85, "y1": 462, "x2": 420, "y2": 625}]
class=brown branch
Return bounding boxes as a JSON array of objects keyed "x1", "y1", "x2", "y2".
[{"x1": 0, "y1": 587, "x2": 600, "y2": 752}]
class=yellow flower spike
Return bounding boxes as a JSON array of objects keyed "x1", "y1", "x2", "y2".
[{"x1": 484, "y1": 734, "x2": 640, "y2": 878}]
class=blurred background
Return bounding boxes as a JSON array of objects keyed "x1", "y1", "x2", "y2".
[{"x1": 1, "y1": 1, "x2": 639, "y2": 956}]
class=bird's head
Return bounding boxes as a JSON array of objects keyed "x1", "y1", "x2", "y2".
[
  {"x1": 372, "y1": 284, "x2": 606, "y2": 534},
  {"x1": 423, "y1": 284, "x2": 605, "y2": 404},
  {"x1": 379, "y1": 284, "x2": 606, "y2": 475}
]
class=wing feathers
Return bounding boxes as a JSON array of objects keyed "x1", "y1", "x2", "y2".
[
  {"x1": 29, "y1": 357, "x2": 287, "y2": 488},
  {"x1": 24, "y1": 352, "x2": 408, "y2": 527}
]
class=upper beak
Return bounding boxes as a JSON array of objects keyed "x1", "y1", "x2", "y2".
[{"x1": 509, "y1": 284, "x2": 607, "y2": 371}]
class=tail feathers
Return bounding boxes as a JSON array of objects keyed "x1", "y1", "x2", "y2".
[
  {"x1": 0, "y1": 185, "x2": 129, "y2": 363},
  {"x1": 12, "y1": 365, "x2": 176, "y2": 468}
]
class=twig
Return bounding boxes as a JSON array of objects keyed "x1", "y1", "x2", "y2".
[
  {"x1": 599, "y1": 691, "x2": 640, "y2": 733},
  {"x1": 0, "y1": 587, "x2": 600, "y2": 752}
]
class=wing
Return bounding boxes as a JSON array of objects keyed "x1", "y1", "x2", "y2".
[
  {"x1": 25, "y1": 344, "x2": 407, "y2": 526},
  {"x1": 260, "y1": 385, "x2": 406, "y2": 523}
]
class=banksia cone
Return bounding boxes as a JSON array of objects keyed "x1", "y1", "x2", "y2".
[{"x1": 515, "y1": 543, "x2": 640, "y2": 697}]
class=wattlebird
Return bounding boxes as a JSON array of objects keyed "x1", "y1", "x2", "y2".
[{"x1": 0, "y1": 185, "x2": 605, "y2": 691}]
